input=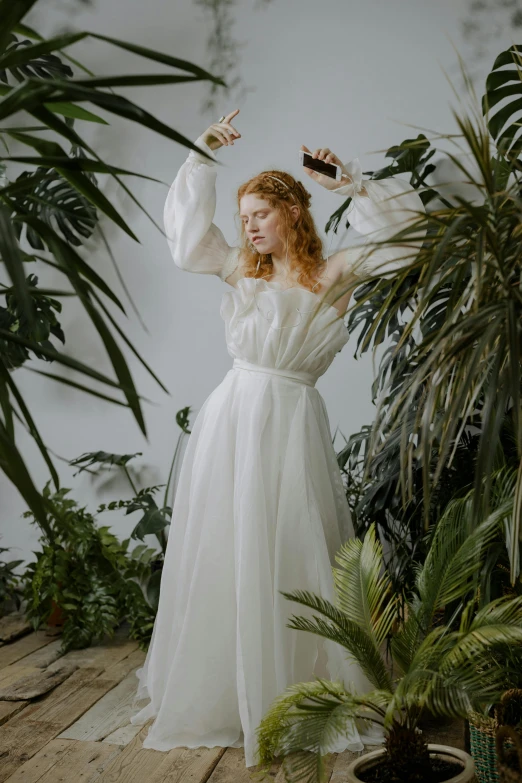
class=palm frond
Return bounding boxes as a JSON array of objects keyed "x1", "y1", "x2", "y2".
[
  {"x1": 280, "y1": 587, "x2": 392, "y2": 691},
  {"x1": 255, "y1": 679, "x2": 383, "y2": 783},
  {"x1": 416, "y1": 498, "x2": 509, "y2": 626},
  {"x1": 332, "y1": 524, "x2": 399, "y2": 644}
]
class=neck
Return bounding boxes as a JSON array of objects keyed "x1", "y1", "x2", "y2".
[{"x1": 266, "y1": 251, "x2": 297, "y2": 278}]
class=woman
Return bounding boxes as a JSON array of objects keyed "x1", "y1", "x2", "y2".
[{"x1": 130, "y1": 108, "x2": 426, "y2": 767}]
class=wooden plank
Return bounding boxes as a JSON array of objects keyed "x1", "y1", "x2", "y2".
[
  {"x1": 272, "y1": 751, "x2": 336, "y2": 783},
  {"x1": 94, "y1": 722, "x2": 235, "y2": 783},
  {"x1": 2, "y1": 737, "x2": 72, "y2": 783},
  {"x1": 102, "y1": 722, "x2": 142, "y2": 746},
  {"x1": 13, "y1": 647, "x2": 142, "y2": 727},
  {"x1": 95, "y1": 723, "x2": 169, "y2": 782},
  {"x1": 0, "y1": 639, "x2": 67, "y2": 689},
  {"x1": 17, "y1": 638, "x2": 65, "y2": 669},
  {"x1": 206, "y1": 747, "x2": 281, "y2": 782},
  {"x1": 0, "y1": 642, "x2": 141, "y2": 782},
  {"x1": 4, "y1": 738, "x2": 123, "y2": 783},
  {"x1": 0, "y1": 661, "x2": 78, "y2": 701},
  {"x1": 0, "y1": 640, "x2": 138, "y2": 736},
  {"x1": 0, "y1": 630, "x2": 59, "y2": 670},
  {"x1": 0, "y1": 614, "x2": 32, "y2": 643},
  {"x1": 148, "y1": 745, "x2": 228, "y2": 783},
  {"x1": 0, "y1": 701, "x2": 28, "y2": 727},
  {"x1": 57, "y1": 666, "x2": 143, "y2": 742},
  {"x1": 0, "y1": 673, "x2": 105, "y2": 782},
  {"x1": 0, "y1": 666, "x2": 39, "y2": 689}
]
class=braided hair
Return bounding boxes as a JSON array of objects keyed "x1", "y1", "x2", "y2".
[{"x1": 235, "y1": 169, "x2": 326, "y2": 292}]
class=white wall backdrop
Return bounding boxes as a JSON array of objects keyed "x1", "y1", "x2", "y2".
[{"x1": 1, "y1": 0, "x2": 516, "y2": 565}]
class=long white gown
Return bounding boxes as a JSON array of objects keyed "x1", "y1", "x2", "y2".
[{"x1": 130, "y1": 138, "x2": 426, "y2": 767}]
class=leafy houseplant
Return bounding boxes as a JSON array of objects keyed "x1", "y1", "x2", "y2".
[
  {"x1": 0, "y1": 545, "x2": 23, "y2": 615},
  {"x1": 67, "y1": 406, "x2": 193, "y2": 557},
  {"x1": 325, "y1": 44, "x2": 522, "y2": 585},
  {"x1": 0, "y1": 0, "x2": 225, "y2": 531},
  {"x1": 254, "y1": 494, "x2": 522, "y2": 783},
  {"x1": 21, "y1": 481, "x2": 160, "y2": 652},
  {"x1": 17, "y1": 400, "x2": 193, "y2": 651}
]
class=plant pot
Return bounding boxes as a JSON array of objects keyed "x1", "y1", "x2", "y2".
[
  {"x1": 47, "y1": 598, "x2": 66, "y2": 627},
  {"x1": 345, "y1": 744, "x2": 476, "y2": 783},
  {"x1": 47, "y1": 580, "x2": 66, "y2": 627}
]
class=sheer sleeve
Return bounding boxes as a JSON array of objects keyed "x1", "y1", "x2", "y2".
[
  {"x1": 330, "y1": 157, "x2": 427, "y2": 279},
  {"x1": 163, "y1": 136, "x2": 241, "y2": 282}
]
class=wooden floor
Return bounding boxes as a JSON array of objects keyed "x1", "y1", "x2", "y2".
[{"x1": 0, "y1": 614, "x2": 466, "y2": 783}]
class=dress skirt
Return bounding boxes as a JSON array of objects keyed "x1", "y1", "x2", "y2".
[{"x1": 130, "y1": 360, "x2": 376, "y2": 766}]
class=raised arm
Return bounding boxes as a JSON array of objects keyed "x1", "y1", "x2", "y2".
[
  {"x1": 163, "y1": 135, "x2": 240, "y2": 282},
  {"x1": 329, "y1": 156, "x2": 427, "y2": 279}
]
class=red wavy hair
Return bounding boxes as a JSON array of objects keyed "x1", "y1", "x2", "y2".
[{"x1": 234, "y1": 169, "x2": 327, "y2": 292}]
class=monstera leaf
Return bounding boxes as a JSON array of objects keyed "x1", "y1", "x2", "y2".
[
  {"x1": 10, "y1": 162, "x2": 98, "y2": 248},
  {"x1": 482, "y1": 44, "x2": 522, "y2": 159},
  {"x1": 0, "y1": 31, "x2": 74, "y2": 84}
]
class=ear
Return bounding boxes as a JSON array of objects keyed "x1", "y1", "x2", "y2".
[{"x1": 290, "y1": 204, "x2": 300, "y2": 224}]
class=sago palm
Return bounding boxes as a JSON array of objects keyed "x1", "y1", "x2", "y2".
[{"x1": 254, "y1": 471, "x2": 522, "y2": 783}]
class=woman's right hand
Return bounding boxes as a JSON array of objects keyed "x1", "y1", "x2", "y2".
[{"x1": 200, "y1": 109, "x2": 241, "y2": 151}]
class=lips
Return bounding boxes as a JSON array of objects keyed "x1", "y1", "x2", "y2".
[{"x1": 252, "y1": 237, "x2": 264, "y2": 242}]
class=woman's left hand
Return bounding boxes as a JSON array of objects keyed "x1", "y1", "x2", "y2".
[{"x1": 300, "y1": 144, "x2": 353, "y2": 191}]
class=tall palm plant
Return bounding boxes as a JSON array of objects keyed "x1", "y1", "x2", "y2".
[
  {"x1": 327, "y1": 44, "x2": 522, "y2": 583},
  {"x1": 255, "y1": 469, "x2": 522, "y2": 783},
  {"x1": 0, "y1": 0, "x2": 224, "y2": 531}
]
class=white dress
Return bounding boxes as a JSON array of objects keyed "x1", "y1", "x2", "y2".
[{"x1": 130, "y1": 139, "x2": 426, "y2": 767}]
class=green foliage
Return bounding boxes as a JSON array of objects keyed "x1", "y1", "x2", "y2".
[
  {"x1": 0, "y1": 546, "x2": 23, "y2": 615},
  {"x1": 69, "y1": 449, "x2": 176, "y2": 554},
  {"x1": 327, "y1": 46, "x2": 522, "y2": 588},
  {"x1": 483, "y1": 44, "x2": 522, "y2": 158},
  {"x1": 254, "y1": 481, "x2": 522, "y2": 783},
  {"x1": 0, "y1": 273, "x2": 64, "y2": 371},
  {"x1": 0, "y1": 2, "x2": 224, "y2": 531},
  {"x1": 21, "y1": 481, "x2": 160, "y2": 652},
  {"x1": 326, "y1": 132, "x2": 441, "y2": 238}
]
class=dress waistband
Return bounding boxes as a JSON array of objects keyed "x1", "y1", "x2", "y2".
[{"x1": 232, "y1": 359, "x2": 316, "y2": 387}]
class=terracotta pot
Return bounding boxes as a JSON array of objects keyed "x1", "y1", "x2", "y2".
[
  {"x1": 47, "y1": 580, "x2": 66, "y2": 627},
  {"x1": 47, "y1": 598, "x2": 66, "y2": 627},
  {"x1": 345, "y1": 744, "x2": 476, "y2": 783}
]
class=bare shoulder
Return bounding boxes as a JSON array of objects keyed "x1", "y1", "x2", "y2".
[
  {"x1": 321, "y1": 249, "x2": 360, "y2": 317},
  {"x1": 325, "y1": 248, "x2": 358, "y2": 282}
]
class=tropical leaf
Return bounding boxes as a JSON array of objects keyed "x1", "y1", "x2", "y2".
[
  {"x1": 416, "y1": 499, "x2": 509, "y2": 626},
  {"x1": 255, "y1": 679, "x2": 383, "y2": 783},
  {"x1": 0, "y1": 8, "x2": 229, "y2": 526},
  {"x1": 280, "y1": 587, "x2": 392, "y2": 691},
  {"x1": 482, "y1": 44, "x2": 522, "y2": 159},
  {"x1": 332, "y1": 524, "x2": 398, "y2": 644}
]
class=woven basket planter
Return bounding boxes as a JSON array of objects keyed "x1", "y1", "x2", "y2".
[
  {"x1": 469, "y1": 710, "x2": 522, "y2": 783},
  {"x1": 496, "y1": 726, "x2": 522, "y2": 783}
]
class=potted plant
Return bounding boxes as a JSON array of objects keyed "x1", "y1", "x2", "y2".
[
  {"x1": 254, "y1": 497, "x2": 522, "y2": 783},
  {"x1": 324, "y1": 44, "x2": 522, "y2": 590},
  {"x1": 21, "y1": 481, "x2": 160, "y2": 652},
  {"x1": 467, "y1": 648, "x2": 522, "y2": 783}
]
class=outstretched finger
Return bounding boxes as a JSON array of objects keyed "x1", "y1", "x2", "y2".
[{"x1": 225, "y1": 109, "x2": 240, "y2": 122}]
